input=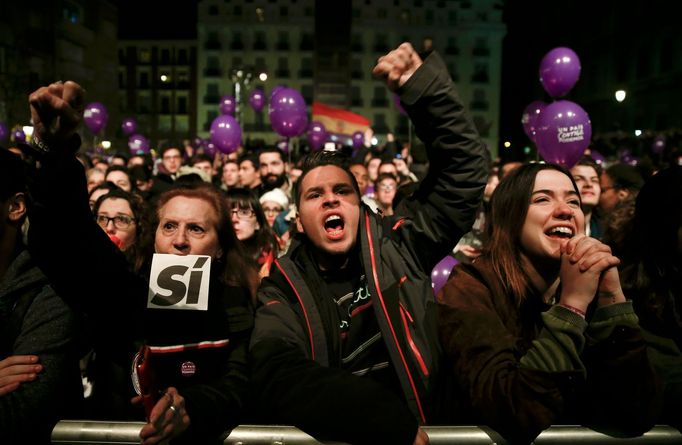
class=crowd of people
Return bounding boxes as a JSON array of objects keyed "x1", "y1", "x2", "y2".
[{"x1": 1, "y1": 42, "x2": 680, "y2": 445}]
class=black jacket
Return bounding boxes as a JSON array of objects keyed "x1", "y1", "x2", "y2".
[{"x1": 249, "y1": 51, "x2": 489, "y2": 445}]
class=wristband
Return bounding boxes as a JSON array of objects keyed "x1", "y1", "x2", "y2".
[
  {"x1": 30, "y1": 136, "x2": 51, "y2": 155},
  {"x1": 558, "y1": 302, "x2": 586, "y2": 318}
]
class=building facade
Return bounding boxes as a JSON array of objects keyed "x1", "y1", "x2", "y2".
[
  {"x1": 117, "y1": 40, "x2": 197, "y2": 150},
  {"x1": 0, "y1": 0, "x2": 118, "y2": 146},
  {"x1": 196, "y1": 0, "x2": 505, "y2": 155}
]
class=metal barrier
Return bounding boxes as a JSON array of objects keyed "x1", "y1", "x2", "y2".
[{"x1": 51, "y1": 421, "x2": 682, "y2": 444}]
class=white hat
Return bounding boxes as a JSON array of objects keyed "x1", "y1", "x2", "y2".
[
  {"x1": 176, "y1": 165, "x2": 211, "y2": 183},
  {"x1": 259, "y1": 188, "x2": 289, "y2": 209}
]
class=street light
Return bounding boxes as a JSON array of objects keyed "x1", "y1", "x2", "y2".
[
  {"x1": 230, "y1": 66, "x2": 255, "y2": 123},
  {"x1": 615, "y1": 90, "x2": 626, "y2": 102}
]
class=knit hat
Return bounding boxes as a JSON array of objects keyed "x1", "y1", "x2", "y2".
[{"x1": 259, "y1": 188, "x2": 289, "y2": 209}]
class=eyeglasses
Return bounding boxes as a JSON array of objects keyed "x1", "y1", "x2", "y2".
[
  {"x1": 163, "y1": 155, "x2": 182, "y2": 161},
  {"x1": 378, "y1": 184, "x2": 396, "y2": 191},
  {"x1": 231, "y1": 208, "x2": 256, "y2": 219},
  {"x1": 96, "y1": 214, "x2": 135, "y2": 229},
  {"x1": 263, "y1": 207, "x2": 283, "y2": 215}
]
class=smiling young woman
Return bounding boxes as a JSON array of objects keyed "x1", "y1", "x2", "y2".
[{"x1": 436, "y1": 162, "x2": 661, "y2": 444}]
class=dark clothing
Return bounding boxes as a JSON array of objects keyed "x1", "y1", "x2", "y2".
[
  {"x1": 0, "y1": 250, "x2": 83, "y2": 445},
  {"x1": 249, "y1": 51, "x2": 489, "y2": 445},
  {"x1": 587, "y1": 212, "x2": 602, "y2": 239},
  {"x1": 622, "y1": 264, "x2": 682, "y2": 429},
  {"x1": 437, "y1": 257, "x2": 661, "y2": 444},
  {"x1": 28, "y1": 152, "x2": 253, "y2": 444}
]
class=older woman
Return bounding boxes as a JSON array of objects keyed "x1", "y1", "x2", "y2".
[{"x1": 28, "y1": 80, "x2": 258, "y2": 444}]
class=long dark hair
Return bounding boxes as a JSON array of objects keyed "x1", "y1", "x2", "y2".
[
  {"x1": 152, "y1": 184, "x2": 259, "y2": 299},
  {"x1": 621, "y1": 166, "x2": 682, "y2": 346},
  {"x1": 485, "y1": 163, "x2": 580, "y2": 306},
  {"x1": 225, "y1": 187, "x2": 279, "y2": 262},
  {"x1": 93, "y1": 188, "x2": 151, "y2": 272}
]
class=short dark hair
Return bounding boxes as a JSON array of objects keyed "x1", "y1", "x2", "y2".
[
  {"x1": 112, "y1": 151, "x2": 130, "y2": 162},
  {"x1": 295, "y1": 150, "x2": 360, "y2": 208},
  {"x1": 160, "y1": 144, "x2": 183, "y2": 158},
  {"x1": 105, "y1": 164, "x2": 130, "y2": 176},
  {"x1": 129, "y1": 165, "x2": 152, "y2": 182},
  {"x1": 573, "y1": 155, "x2": 602, "y2": 177},
  {"x1": 238, "y1": 153, "x2": 258, "y2": 168},
  {"x1": 258, "y1": 146, "x2": 285, "y2": 165},
  {"x1": 605, "y1": 164, "x2": 644, "y2": 191},
  {"x1": 191, "y1": 154, "x2": 213, "y2": 165}
]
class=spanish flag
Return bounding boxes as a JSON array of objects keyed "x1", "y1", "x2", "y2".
[{"x1": 312, "y1": 102, "x2": 370, "y2": 136}]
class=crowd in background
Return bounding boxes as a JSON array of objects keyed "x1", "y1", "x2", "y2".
[{"x1": 1, "y1": 43, "x2": 681, "y2": 445}]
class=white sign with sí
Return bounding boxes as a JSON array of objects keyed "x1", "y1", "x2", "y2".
[{"x1": 147, "y1": 254, "x2": 211, "y2": 311}]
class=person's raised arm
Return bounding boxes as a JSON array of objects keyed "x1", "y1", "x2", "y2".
[
  {"x1": 27, "y1": 81, "x2": 145, "y2": 360},
  {"x1": 29, "y1": 80, "x2": 84, "y2": 155},
  {"x1": 373, "y1": 43, "x2": 489, "y2": 271}
]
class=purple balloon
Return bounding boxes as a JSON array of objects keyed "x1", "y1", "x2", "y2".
[
  {"x1": 219, "y1": 95, "x2": 236, "y2": 116},
  {"x1": 352, "y1": 131, "x2": 364, "y2": 150},
  {"x1": 210, "y1": 114, "x2": 242, "y2": 154},
  {"x1": 535, "y1": 100, "x2": 592, "y2": 169},
  {"x1": 83, "y1": 102, "x2": 109, "y2": 134},
  {"x1": 121, "y1": 118, "x2": 137, "y2": 136},
  {"x1": 431, "y1": 255, "x2": 459, "y2": 296},
  {"x1": 270, "y1": 85, "x2": 286, "y2": 102},
  {"x1": 307, "y1": 121, "x2": 327, "y2": 152},
  {"x1": 539, "y1": 47, "x2": 582, "y2": 98},
  {"x1": 128, "y1": 134, "x2": 150, "y2": 154},
  {"x1": 393, "y1": 94, "x2": 407, "y2": 115},
  {"x1": 651, "y1": 135, "x2": 666, "y2": 155},
  {"x1": 269, "y1": 87, "x2": 308, "y2": 137},
  {"x1": 521, "y1": 100, "x2": 547, "y2": 142},
  {"x1": 249, "y1": 89, "x2": 265, "y2": 113},
  {"x1": 622, "y1": 154, "x2": 639, "y2": 166},
  {"x1": 0, "y1": 122, "x2": 8, "y2": 140},
  {"x1": 192, "y1": 137, "x2": 204, "y2": 148},
  {"x1": 12, "y1": 129, "x2": 26, "y2": 143},
  {"x1": 204, "y1": 142, "x2": 217, "y2": 158},
  {"x1": 589, "y1": 149, "x2": 605, "y2": 164}
]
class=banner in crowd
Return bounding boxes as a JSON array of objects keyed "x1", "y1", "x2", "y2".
[{"x1": 312, "y1": 102, "x2": 370, "y2": 136}]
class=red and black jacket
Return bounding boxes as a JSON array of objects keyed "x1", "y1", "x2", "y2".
[{"x1": 249, "y1": 50, "x2": 490, "y2": 445}]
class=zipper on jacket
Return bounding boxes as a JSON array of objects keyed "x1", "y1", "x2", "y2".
[
  {"x1": 399, "y1": 302, "x2": 429, "y2": 377},
  {"x1": 364, "y1": 212, "x2": 427, "y2": 423}
]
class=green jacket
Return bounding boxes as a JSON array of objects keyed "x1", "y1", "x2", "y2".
[{"x1": 437, "y1": 256, "x2": 661, "y2": 444}]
